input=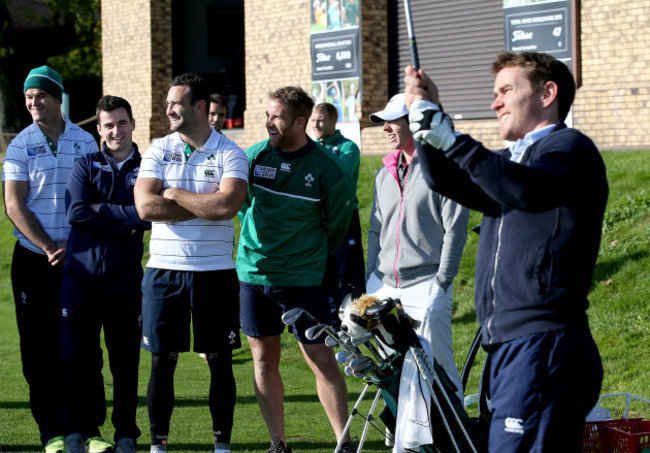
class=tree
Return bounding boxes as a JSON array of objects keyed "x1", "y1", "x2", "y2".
[{"x1": 46, "y1": 0, "x2": 101, "y2": 80}]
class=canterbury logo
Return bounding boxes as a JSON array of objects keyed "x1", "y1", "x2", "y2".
[{"x1": 504, "y1": 417, "x2": 524, "y2": 434}]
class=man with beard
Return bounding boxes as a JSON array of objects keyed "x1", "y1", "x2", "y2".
[
  {"x1": 237, "y1": 86, "x2": 356, "y2": 453},
  {"x1": 134, "y1": 73, "x2": 248, "y2": 453}
]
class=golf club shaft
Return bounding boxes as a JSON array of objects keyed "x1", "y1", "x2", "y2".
[{"x1": 403, "y1": 0, "x2": 420, "y2": 70}]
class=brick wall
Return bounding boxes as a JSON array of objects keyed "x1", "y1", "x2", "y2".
[
  {"x1": 102, "y1": 0, "x2": 649, "y2": 152},
  {"x1": 238, "y1": 0, "x2": 313, "y2": 150},
  {"x1": 574, "y1": 0, "x2": 650, "y2": 150},
  {"x1": 101, "y1": 0, "x2": 171, "y2": 149}
]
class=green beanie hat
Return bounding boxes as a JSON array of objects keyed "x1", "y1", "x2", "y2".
[{"x1": 24, "y1": 66, "x2": 64, "y2": 102}]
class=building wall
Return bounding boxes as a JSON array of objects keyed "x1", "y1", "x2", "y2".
[
  {"x1": 101, "y1": 0, "x2": 171, "y2": 149},
  {"x1": 574, "y1": 0, "x2": 650, "y2": 150},
  {"x1": 102, "y1": 0, "x2": 649, "y2": 152}
]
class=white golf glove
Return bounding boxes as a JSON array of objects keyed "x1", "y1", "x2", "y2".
[{"x1": 409, "y1": 100, "x2": 456, "y2": 151}]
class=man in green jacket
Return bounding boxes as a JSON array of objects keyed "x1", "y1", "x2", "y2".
[
  {"x1": 310, "y1": 102, "x2": 366, "y2": 320},
  {"x1": 237, "y1": 86, "x2": 355, "y2": 453}
]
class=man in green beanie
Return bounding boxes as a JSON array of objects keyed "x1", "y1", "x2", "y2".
[{"x1": 2, "y1": 65, "x2": 98, "y2": 453}]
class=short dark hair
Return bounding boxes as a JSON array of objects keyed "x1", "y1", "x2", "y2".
[
  {"x1": 96, "y1": 95, "x2": 133, "y2": 122},
  {"x1": 170, "y1": 73, "x2": 211, "y2": 113},
  {"x1": 269, "y1": 86, "x2": 314, "y2": 122},
  {"x1": 313, "y1": 102, "x2": 338, "y2": 122},
  {"x1": 491, "y1": 52, "x2": 576, "y2": 121},
  {"x1": 210, "y1": 93, "x2": 228, "y2": 110}
]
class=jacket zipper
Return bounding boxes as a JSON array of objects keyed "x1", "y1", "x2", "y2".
[
  {"x1": 392, "y1": 160, "x2": 412, "y2": 288},
  {"x1": 487, "y1": 206, "x2": 505, "y2": 343}
]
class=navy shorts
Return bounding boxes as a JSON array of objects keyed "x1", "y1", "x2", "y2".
[
  {"x1": 239, "y1": 282, "x2": 333, "y2": 344},
  {"x1": 487, "y1": 328, "x2": 602, "y2": 452},
  {"x1": 141, "y1": 268, "x2": 241, "y2": 354}
]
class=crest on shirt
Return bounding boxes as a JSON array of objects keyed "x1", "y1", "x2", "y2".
[
  {"x1": 130, "y1": 168, "x2": 139, "y2": 185},
  {"x1": 304, "y1": 173, "x2": 314, "y2": 187},
  {"x1": 27, "y1": 144, "x2": 47, "y2": 156},
  {"x1": 74, "y1": 143, "x2": 81, "y2": 153},
  {"x1": 163, "y1": 151, "x2": 172, "y2": 162},
  {"x1": 171, "y1": 152, "x2": 183, "y2": 163},
  {"x1": 281, "y1": 163, "x2": 291, "y2": 173},
  {"x1": 207, "y1": 153, "x2": 216, "y2": 165},
  {"x1": 254, "y1": 165, "x2": 277, "y2": 180}
]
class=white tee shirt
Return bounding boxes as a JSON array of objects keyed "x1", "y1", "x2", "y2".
[
  {"x1": 2, "y1": 115, "x2": 99, "y2": 253},
  {"x1": 138, "y1": 129, "x2": 248, "y2": 271}
]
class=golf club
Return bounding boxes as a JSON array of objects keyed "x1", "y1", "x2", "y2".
[
  {"x1": 305, "y1": 323, "x2": 328, "y2": 341},
  {"x1": 281, "y1": 307, "x2": 318, "y2": 325},
  {"x1": 325, "y1": 335, "x2": 339, "y2": 348},
  {"x1": 336, "y1": 349, "x2": 354, "y2": 364}
]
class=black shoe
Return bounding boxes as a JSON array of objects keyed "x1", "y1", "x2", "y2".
[
  {"x1": 336, "y1": 441, "x2": 356, "y2": 453},
  {"x1": 267, "y1": 440, "x2": 292, "y2": 453}
]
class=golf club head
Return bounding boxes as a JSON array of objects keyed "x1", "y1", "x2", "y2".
[
  {"x1": 281, "y1": 308, "x2": 305, "y2": 326},
  {"x1": 350, "y1": 356, "x2": 373, "y2": 369},
  {"x1": 336, "y1": 350, "x2": 353, "y2": 364},
  {"x1": 351, "y1": 332, "x2": 374, "y2": 348},
  {"x1": 344, "y1": 364, "x2": 355, "y2": 377},
  {"x1": 305, "y1": 324, "x2": 327, "y2": 341},
  {"x1": 337, "y1": 330, "x2": 351, "y2": 342},
  {"x1": 352, "y1": 363, "x2": 373, "y2": 379},
  {"x1": 324, "y1": 336, "x2": 338, "y2": 348}
]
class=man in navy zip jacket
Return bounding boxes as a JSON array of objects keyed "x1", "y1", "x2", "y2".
[
  {"x1": 61, "y1": 96, "x2": 150, "y2": 453},
  {"x1": 404, "y1": 52, "x2": 607, "y2": 452}
]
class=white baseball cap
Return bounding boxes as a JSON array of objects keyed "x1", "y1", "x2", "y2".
[{"x1": 369, "y1": 93, "x2": 408, "y2": 123}]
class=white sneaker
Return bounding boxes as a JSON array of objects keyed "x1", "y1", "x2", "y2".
[{"x1": 150, "y1": 446, "x2": 167, "y2": 453}]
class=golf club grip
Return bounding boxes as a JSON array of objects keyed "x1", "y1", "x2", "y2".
[{"x1": 409, "y1": 39, "x2": 420, "y2": 71}]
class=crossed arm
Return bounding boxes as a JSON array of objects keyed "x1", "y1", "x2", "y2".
[{"x1": 134, "y1": 177, "x2": 248, "y2": 222}]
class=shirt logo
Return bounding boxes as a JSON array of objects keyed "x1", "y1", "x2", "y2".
[
  {"x1": 254, "y1": 165, "x2": 277, "y2": 180},
  {"x1": 62, "y1": 308, "x2": 68, "y2": 317},
  {"x1": 74, "y1": 143, "x2": 81, "y2": 153},
  {"x1": 228, "y1": 331, "x2": 237, "y2": 344},
  {"x1": 204, "y1": 169, "x2": 215, "y2": 176},
  {"x1": 163, "y1": 151, "x2": 172, "y2": 162},
  {"x1": 171, "y1": 152, "x2": 183, "y2": 162},
  {"x1": 27, "y1": 145, "x2": 47, "y2": 156},
  {"x1": 504, "y1": 417, "x2": 524, "y2": 434},
  {"x1": 281, "y1": 163, "x2": 291, "y2": 172},
  {"x1": 304, "y1": 173, "x2": 314, "y2": 187}
]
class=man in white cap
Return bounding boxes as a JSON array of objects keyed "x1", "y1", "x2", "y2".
[
  {"x1": 366, "y1": 93, "x2": 469, "y2": 402},
  {"x1": 2, "y1": 65, "x2": 98, "y2": 453}
]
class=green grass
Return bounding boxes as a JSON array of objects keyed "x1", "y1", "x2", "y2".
[{"x1": 1, "y1": 151, "x2": 649, "y2": 451}]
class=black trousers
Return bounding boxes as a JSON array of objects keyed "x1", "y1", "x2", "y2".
[
  {"x1": 11, "y1": 242, "x2": 64, "y2": 445},
  {"x1": 60, "y1": 272, "x2": 142, "y2": 442}
]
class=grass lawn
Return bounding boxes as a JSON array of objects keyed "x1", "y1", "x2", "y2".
[{"x1": 1, "y1": 151, "x2": 649, "y2": 452}]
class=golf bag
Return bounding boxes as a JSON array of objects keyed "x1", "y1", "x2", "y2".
[{"x1": 340, "y1": 295, "x2": 489, "y2": 453}]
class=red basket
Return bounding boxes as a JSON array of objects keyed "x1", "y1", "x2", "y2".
[
  {"x1": 583, "y1": 419, "x2": 644, "y2": 453},
  {"x1": 606, "y1": 420, "x2": 650, "y2": 453}
]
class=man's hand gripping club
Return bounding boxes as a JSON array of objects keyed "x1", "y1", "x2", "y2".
[{"x1": 404, "y1": 65, "x2": 457, "y2": 151}]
